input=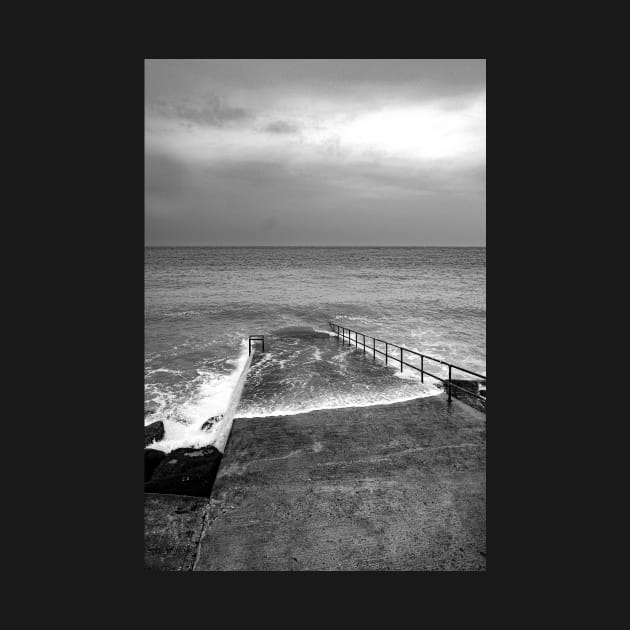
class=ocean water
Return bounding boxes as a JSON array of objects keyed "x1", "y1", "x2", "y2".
[{"x1": 145, "y1": 247, "x2": 486, "y2": 451}]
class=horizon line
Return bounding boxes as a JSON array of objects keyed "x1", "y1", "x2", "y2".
[{"x1": 144, "y1": 244, "x2": 486, "y2": 248}]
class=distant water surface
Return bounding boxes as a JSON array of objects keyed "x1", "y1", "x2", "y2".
[{"x1": 145, "y1": 247, "x2": 485, "y2": 450}]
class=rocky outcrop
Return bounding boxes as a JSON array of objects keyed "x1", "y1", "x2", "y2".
[
  {"x1": 144, "y1": 446, "x2": 223, "y2": 497},
  {"x1": 145, "y1": 448, "x2": 166, "y2": 482},
  {"x1": 144, "y1": 421, "x2": 165, "y2": 447}
]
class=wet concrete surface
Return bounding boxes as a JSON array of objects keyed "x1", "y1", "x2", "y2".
[
  {"x1": 144, "y1": 493, "x2": 207, "y2": 571},
  {"x1": 193, "y1": 393, "x2": 486, "y2": 571}
]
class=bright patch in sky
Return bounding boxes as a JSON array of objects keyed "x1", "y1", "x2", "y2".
[{"x1": 302, "y1": 96, "x2": 485, "y2": 166}]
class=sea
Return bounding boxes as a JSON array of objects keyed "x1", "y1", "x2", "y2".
[{"x1": 145, "y1": 247, "x2": 486, "y2": 452}]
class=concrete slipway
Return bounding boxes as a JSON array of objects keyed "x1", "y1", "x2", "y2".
[{"x1": 145, "y1": 392, "x2": 486, "y2": 571}]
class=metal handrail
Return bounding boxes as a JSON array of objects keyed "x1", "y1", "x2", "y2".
[
  {"x1": 248, "y1": 335, "x2": 265, "y2": 355},
  {"x1": 329, "y1": 322, "x2": 486, "y2": 405}
]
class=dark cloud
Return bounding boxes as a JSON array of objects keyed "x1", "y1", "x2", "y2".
[
  {"x1": 146, "y1": 59, "x2": 485, "y2": 100},
  {"x1": 153, "y1": 94, "x2": 250, "y2": 127},
  {"x1": 264, "y1": 120, "x2": 300, "y2": 134}
]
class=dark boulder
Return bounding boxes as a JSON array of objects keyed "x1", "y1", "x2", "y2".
[
  {"x1": 145, "y1": 448, "x2": 166, "y2": 482},
  {"x1": 144, "y1": 446, "x2": 223, "y2": 498},
  {"x1": 144, "y1": 421, "x2": 165, "y2": 447},
  {"x1": 201, "y1": 415, "x2": 223, "y2": 431}
]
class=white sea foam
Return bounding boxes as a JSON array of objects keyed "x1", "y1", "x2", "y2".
[
  {"x1": 144, "y1": 387, "x2": 177, "y2": 422},
  {"x1": 149, "y1": 340, "x2": 251, "y2": 453},
  {"x1": 146, "y1": 368, "x2": 184, "y2": 376},
  {"x1": 313, "y1": 328, "x2": 337, "y2": 337},
  {"x1": 235, "y1": 383, "x2": 441, "y2": 419}
]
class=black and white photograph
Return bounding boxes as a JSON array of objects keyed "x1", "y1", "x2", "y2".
[{"x1": 144, "y1": 59, "x2": 486, "y2": 571}]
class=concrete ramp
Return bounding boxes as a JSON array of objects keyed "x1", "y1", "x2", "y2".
[{"x1": 193, "y1": 394, "x2": 486, "y2": 571}]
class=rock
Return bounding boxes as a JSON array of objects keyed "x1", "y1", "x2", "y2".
[
  {"x1": 145, "y1": 448, "x2": 166, "y2": 482},
  {"x1": 201, "y1": 415, "x2": 223, "y2": 431},
  {"x1": 144, "y1": 446, "x2": 223, "y2": 498},
  {"x1": 450, "y1": 379, "x2": 479, "y2": 393},
  {"x1": 144, "y1": 421, "x2": 165, "y2": 447}
]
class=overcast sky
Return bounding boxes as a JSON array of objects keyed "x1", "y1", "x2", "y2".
[{"x1": 145, "y1": 59, "x2": 485, "y2": 246}]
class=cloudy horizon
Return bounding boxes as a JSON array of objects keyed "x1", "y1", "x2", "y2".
[{"x1": 145, "y1": 59, "x2": 485, "y2": 246}]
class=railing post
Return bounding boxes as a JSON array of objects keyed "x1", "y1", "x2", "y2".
[
  {"x1": 262, "y1": 337, "x2": 264, "y2": 352},
  {"x1": 385, "y1": 343, "x2": 388, "y2": 365},
  {"x1": 363, "y1": 334, "x2": 366, "y2": 354},
  {"x1": 448, "y1": 365, "x2": 452, "y2": 403},
  {"x1": 373, "y1": 337, "x2": 375, "y2": 361},
  {"x1": 400, "y1": 347, "x2": 403, "y2": 372},
  {"x1": 421, "y1": 355, "x2": 424, "y2": 383},
  {"x1": 249, "y1": 338, "x2": 251, "y2": 355}
]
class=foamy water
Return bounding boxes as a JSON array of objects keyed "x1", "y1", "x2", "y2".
[{"x1": 147, "y1": 341, "x2": 250, "y2": 452}]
